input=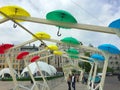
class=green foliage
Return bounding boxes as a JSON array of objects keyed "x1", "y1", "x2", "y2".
[
  {"x1": 97, "y1": 67, "x2": 102, "y2": 72},
  {"x1": 84, "y1": 52, "x2": 90, "y2": 57},
  {"x1": 1, "y1": 75, "x2": 64, "y2": 81},
  {"x1": 107, "y1": 67, "x2": 114, "y2": 72},
  {"x1": 78, "y1": 62, "x2": 91, "y2": 73}
]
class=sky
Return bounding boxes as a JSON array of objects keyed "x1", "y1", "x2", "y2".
[{"x1": 0, "y1": 0, "x2": 120, "y2": 49}]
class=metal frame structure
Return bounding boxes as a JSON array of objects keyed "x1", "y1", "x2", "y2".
[{"x1": 0, "y1": 10, "x2": 120, "y2": 90}]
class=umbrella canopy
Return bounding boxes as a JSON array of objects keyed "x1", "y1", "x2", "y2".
[
  {"x1": 0, "y1": 5, "x2": 30, "y2": 28},
  {"x1": 90, "y1": 54, "x2": 105, "y2": 62},
  {"x1": 53, "y1": 50, "x2": 63, "y2": 55},
  {"x1": 69, "y1": 55, "x2": 79, "y2": 59},
  {"x1": 0, "y1": 5, "x2": 30, "y2": 21},
  {"x1": 66, "y1": 48, "x2": 79, "y2": 55},
  {"x1": 108, "y1": 19, "x2": 120, "y2": 29},
  {"x1": 46, "y1": 45, "x2": 58, "y2": 51},
  {"x1": 30, "y1": 56, "x2": 40, "y2": 62},
  {"x1": 46, "y1": 10, "x2": 77, "y2": 36},
  {"x1": 33, "y1": 32, "x2": 51, "y2": 39},
  {"x1": 0, "y1": 44, "x2": 14, "y2": 51},
  {"x1": 0, "y1": 50, "x2": 4, "y2": 54},
  {"x1": 61, "y1": 37, "x2": 80, "y2": 45},
  {"x1": 16, "y1": 51, "x2": 29, "y2": 60},
  {"x1": 98, "y1": 44, "x2": 120, "y2": 54},
  {"x1": 46, "y1": 10, "x2": 77, "y2": 24}
]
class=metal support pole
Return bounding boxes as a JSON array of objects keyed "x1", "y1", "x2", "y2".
[{"x1": 24, "y1": 59, "x2": 39, "y2": 90}]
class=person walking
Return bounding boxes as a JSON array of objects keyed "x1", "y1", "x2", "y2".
[
  {"x1": 67, "y1": 74, "x2": 72, "y2": 90},
  {"x1": 72, "y1": 74, "x2": 76, "y2": 90}
]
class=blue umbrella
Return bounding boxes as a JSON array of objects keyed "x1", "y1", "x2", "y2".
[
  {"x1": 90, "y1": 54, "x2": 105, "y2": 62},
  {"x1": 108, "y1": 19, "x2": 120, "y2": 29},
  {"x1": 98, "y1": 44, "x2": 120, "y2": 54}
]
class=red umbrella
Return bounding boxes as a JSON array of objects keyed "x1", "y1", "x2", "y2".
[
  {"x1": 0, "y1": 44, "x2": 14, "y2": 51},
  {"x1": 30, "y1": 56, "x2": 40, "y2": 62},
  {"x1": 16, "y1": 51, "x2": 29, "y2": 60},
  {"x1": 0, "y1": 49, "x2": 4, "y2": 54}
]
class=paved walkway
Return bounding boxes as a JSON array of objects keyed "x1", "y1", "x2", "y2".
[
  {"x1": 53, "y1": 81, "x2": 88, "y2": 90},
  {"x1": 0, "y1": 78, "x2": 88, "y2": 90}
]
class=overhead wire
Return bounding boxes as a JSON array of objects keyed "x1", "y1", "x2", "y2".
[
  {"x1": 70, "y1": 0, "x2": 120, "y2": 48},
  {"x1": 70, "y1": 0, "x2": 105, "y2": 25}
]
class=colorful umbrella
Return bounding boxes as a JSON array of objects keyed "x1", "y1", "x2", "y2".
[
  {"x1": 0, "y1": 5, "x2": 30, "y2": 28},
  {"x1": 61, "y1": 37, "x2": 80, "y2": 45},
  {"x1": 68, "y1": 55, "x2": 79, "y2": 59},
  {"x1": 98, "y1": 44, "x2": 120, "y2": 54},
  {"x1": 46, "y1": 45, "x2": 58, "y2": 51},
  {"x1": 30, "y1": 56, "x2": 40, "y2": 62},
  {"x1": 16, "y1": 51, "x2": 29, "y2": 60},
  {"x1": 90, "y1": 54, "x2": 105, "y2": 62},
  {"x1": 0, "y1": 49, "x2": 4, "y2": 54},
  {"x1": 108, "y1": 19, "x2": 120, "y2": 29},
  {"x1": 0, "y1": 44, "x2": 14, "y2": 51},
  {"x1": 33, "y1": 32, "x2": 51, "y2": 39},
  {"x1": 66, "y1": 48, "x2": 79, "y2": 55},
  {"x1": 46, "y1": 10, "x2": 77, "y2": 36},
  {"x1": 53, "y1": 50, "x2": 63, "y2": 55}
]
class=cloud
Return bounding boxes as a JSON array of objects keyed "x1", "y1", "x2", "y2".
[{"x1": 0, "y1": 0, "x2": 120, "y2": 49}]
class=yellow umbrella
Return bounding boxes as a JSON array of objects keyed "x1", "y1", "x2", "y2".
[
  {"x1": 0, "y1": 5, "x2": 30, "y2": 19},
  {"x1": 46, "y1": 45, "x2": 58, "y2": 51},
  {"x1": 0, "y1": 5, "x2": 30, "y2": 28},
  {"x1": 53, "y1": 50, "x2": 63, "y2": 55},
  {"x1": 33, "y1": 32, "x2": 51, "y2": 39}
]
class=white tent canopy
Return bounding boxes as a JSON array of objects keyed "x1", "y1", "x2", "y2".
[
  {"x1": 49, "y1": 65, "x2": 57, "y2": 75},
  {"x1": 21, "y1": 61, "x2": 57, "y2": 77},
  {"x1": 0, "y1": 68, "x2": 17, "y2": 77}
]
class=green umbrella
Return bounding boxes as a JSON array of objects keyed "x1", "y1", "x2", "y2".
[
  {"x1": 61, "y1": 37, "x2": 80, "y2": 45},
  {"x1": 66, "y1": 48, "x2": 79, "y2": 55},
  {"x1": 46, "y1": 10, "x2": 77, "y2": 36},
  {"x1": 69, "y1": 55, "x2": 79, "y2": 59}
]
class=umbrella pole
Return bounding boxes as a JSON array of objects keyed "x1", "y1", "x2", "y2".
[{"x1": 23, "y1": 59, "x2": 39, "y2": 90}]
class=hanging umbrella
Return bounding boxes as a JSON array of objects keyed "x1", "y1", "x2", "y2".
[
  {"x1": 16, "y1": 51, "x2": 29, "y2": 60},
  {"x1": 98, "y1": 44, "x2": 120, "y2": 54},
  {"x1": 46, "y1": 45, "x2": 58, "y2": 51},
  {"x1": 90, "y1": 54, "x2": 105, "y2": 62},
  {"x1": 61, "y1": 37, "x2": 80, "y2": 45},
  {"x1": 0, "y1": 5, "x2": 30, "y2": 28},
  {"x1": 30, "y1": 56, "x2": 40, "y2": 62},
  {"x1": 33, "y1": 32, "x2": 51, "y2": 39},
  {"x1": 69, "y1": 55, "x2": 79, "y2": 59},
  {"x1": 66, "y1": 48, "x2": 79, "y2": 55},
  {"x1": 53, "y1": 50, "x2": 63, "y2": 55},
  {"x1": 0, "y1": 50, "x2": 4, "y2": 54},
  {"x1": 46, "y1": 10, "x2": 77, "y2": 36},
  {"x1": 0, "y1": 44, "x2": 14, "y2": 51},
  {"x1": 108, "y1": 19, "x2": 120, "y2": 29}
]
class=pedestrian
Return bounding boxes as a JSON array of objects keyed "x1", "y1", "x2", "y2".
[
  {"x1": 67, "y1": 74, "x2": 72, "y2": 90},
  {"x1": 72, "y1": 74, "x2": 76, "y2": 90}
]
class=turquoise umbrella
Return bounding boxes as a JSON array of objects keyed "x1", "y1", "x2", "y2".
[
  {"x1": 98, "y1": 44, "x2": 120, "y2": 54},
  {"x1": 46, "y1": 10, "x2": 77, "y2": 36},
  {"x1": 108, "y1": 19, "x2": 120, "y2": 29},
  {"x1": 90, "y1": 54, "x2": 105, "y2": 62}
]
